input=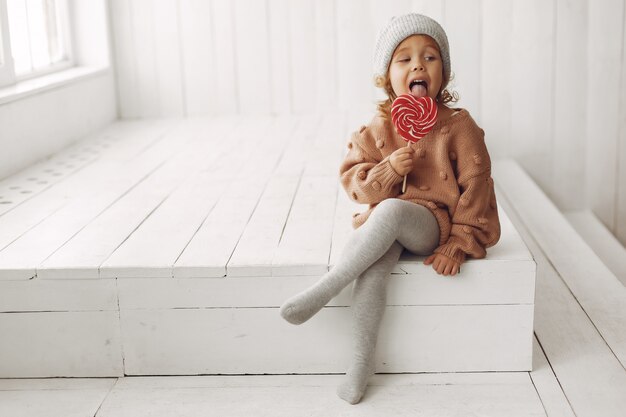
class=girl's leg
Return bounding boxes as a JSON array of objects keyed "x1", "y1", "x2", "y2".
[
  {"x1": 337, "y1": 240, "x2": 403, "y2": 405},
  {"x1": 279, "y1": 198, "x2": 439, "y2": 325},
  {"x1": 338, "y1": 211, "x2": 439, "y2": 405}
]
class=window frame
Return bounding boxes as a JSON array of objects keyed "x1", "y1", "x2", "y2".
[
  {"x1": 0, "y1": 0, "x2": 16, "y2": 86},
  {"x1": 0, "y1": 0, "x2": 74, "y2": 88}
]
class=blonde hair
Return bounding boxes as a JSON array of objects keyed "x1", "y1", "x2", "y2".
[{"x1": 374, "y1": 72, "x2": 459, "y2": 119}]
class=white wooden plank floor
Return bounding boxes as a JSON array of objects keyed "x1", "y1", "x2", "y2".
[
  {"x1": 0, "y1": 372, "x2": 550, "y2": 416},
  {"x1": 0, "y1": 114, "x2": 623, "y2": 415}
]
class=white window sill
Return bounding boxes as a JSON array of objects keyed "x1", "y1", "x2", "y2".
[{"x1": 0, "y1": 65, "x2": 110, "y2": 106}]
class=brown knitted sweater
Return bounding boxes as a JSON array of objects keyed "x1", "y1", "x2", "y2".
[{"x1": 339, "y1": 108, "x2": 501, "y2": 264}]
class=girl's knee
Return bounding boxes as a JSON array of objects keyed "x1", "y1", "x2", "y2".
[
  {"x1": 370, "y1": 198, "x2": 405, "y2": 226},
  {"x1": 398, "y1": 206, "x2": 440, "y2": 254},
  {"x1": 374, "y1": 198, "x2": 405, "y2": 213}
]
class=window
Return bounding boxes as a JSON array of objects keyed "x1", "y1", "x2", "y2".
[{"x1": 0, "y1": 0, "x2": 72, "y2": 88}]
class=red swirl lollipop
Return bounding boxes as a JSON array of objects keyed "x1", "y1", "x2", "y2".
[
  {"x1": 391, "y1": 95, "x2": 438, "y2": 143},
  {"x1": 390, "y1": 94, "x2": 438, "y2": 193}
]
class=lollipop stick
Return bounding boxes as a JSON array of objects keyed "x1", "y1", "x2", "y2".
[{"x1": 402, "y1": 141, "x2": 410, "y2": 193}]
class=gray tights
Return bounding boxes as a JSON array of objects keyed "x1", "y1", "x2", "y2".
[{"x1": 279, "y1": 198, "x2": 440, "y2": 404}]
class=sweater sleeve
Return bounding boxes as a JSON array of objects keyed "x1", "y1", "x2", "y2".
[
  {"x1": 433, "y1": 125, "x2": 501, "y2": 264},
  {"x1": 339, "y1": 125, "x2": 404, "y2": 205}
]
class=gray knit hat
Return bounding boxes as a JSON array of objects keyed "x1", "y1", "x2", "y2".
[{"x1": 373, "y1": 13, "x2": 451, "y2": 85}]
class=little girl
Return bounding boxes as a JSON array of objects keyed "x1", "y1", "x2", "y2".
[{"x1": 279, "y1": 13, "x2": 501, "y2": 404}]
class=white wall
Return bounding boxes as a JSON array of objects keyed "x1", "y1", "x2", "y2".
[
  {"x1": 110, "y1": 0, "x2": 626, "y2": 247},
  {"x1": 0, "y1": 73, "x2": 116, "y2": 180},
  {"x1": 0, "y1": 0, "x2": 117, "y2": 180}
]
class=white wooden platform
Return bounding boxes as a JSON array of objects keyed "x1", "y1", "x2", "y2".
[{"x1": 0, "y1": 114, "x2": 536, "y2": 378}]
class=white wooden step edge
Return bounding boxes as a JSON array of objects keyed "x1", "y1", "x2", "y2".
[
  {"x1": 495, "y1": 165, "x2": 626, "y2": 417},
  {"x1": 564, "y1": 209, "x2": 626, "y2": 286},
  {"x1": 493, "y1": 159, "x2": 626, "y2": 371}
]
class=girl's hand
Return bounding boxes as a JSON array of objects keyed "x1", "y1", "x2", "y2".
[
  {"x1": 389, "y1": 147, "x2": 415, "y2": 176},
  {"x1": 424, "y1": 253, "x2": 461, "y2": 276}
]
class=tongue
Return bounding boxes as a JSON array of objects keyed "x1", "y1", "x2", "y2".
[{"x1": 410, "y1": 84, "x2": 428, "y2": 98}]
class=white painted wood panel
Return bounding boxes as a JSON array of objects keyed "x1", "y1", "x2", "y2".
[
  {"x1": 267, "y1": 0, "x2": 291, "y2": 114},
  {"x1": 303, "y1": 112, "x2": 345, "y2": 176},
  {"x1": 131, "y1": 0, "x2": 160, "y2": 118},
  {"x1": 272, "y1": 115, "x2": 319, "y2": 175},
  {"x1": 0, "y1": 279, "x2": 117, "y2": 312},
  {"x1": 552, "y1": 0, "x2": 587, "y2": 211},
  {"x1": 100, "y1": 176, "x2": 227, "y2": 278},
  {"x1": 212, "y1": 0, "x2": 238, "y2": 114},
  {"x1": 511, "y1": 0, "x2": 554, "y2": 196},
  {"x1": 118, "y1": 257, "x2": 534, "y2": 308},
  {"x1": 0, "y1": 124, "x2": 190, "y2": 280},
  {"x1": 153, "y1": 0, "x2": 185, "y2": 117},
  {"x1": 0, "y1": 120, "x2": 176, "y2": 250},
  {"x1": 168, "y1": 185, "x2": 264, "y2": 278},
  {"x1": 234, "y1": 0, "x2": 271, "y2": 115},
  {"x1": 178, "y1": 0, "x2": 215, "y2": 116},
  {"x1": 37, "y1": 121, "x2": 226, "y2": 279},
  {"x1": 226, "y1": 175, "x2": 300, "y2": 277},
  {"x1": 0, "y1": 311, "x2": 123, "y2": 377},
  {"x1": 223, "y1": 118, "x2": 298, "y2": 276},
  {"x1": 288, "y1": 1, "x2": 316, "y2": 114},
  {"x1": 314, "y1": 0, "x2": 338, "y2": 111},
  {"x1": 368, "y1": 0, "x2": 412, "y2": 45},
  {"x1": 412, "y1": 0, "x2": 445, "y2": 24},
  {"x1": 586, "y1": 0, "x2": 623, "y2": 232},
  {"x1": 0, "y1": 119, "x2": 173, "y2": 220},
  {"x1": 172, "y1": 119, "x2": 288, "y2": 278},
  {"x1": 110, "y1": 0, "x2": 139, "y2": 118},
  {"x1": 100, "y1": 124, "x2": 233, "y2": 278},
  {"x1": 480, "y1": 0, "x2": 512, "y2": 158},
  {"x1": 0, "y1": 120, "x2": 177, "y2": 278},
  {"x1": 445, "y1": 0, "x2": 481, "y2": 123},
  {"x1": 329, "y1": 181, "x2": 370, "y2": 270},
  {"x1": 0, "y1": 137, "x2": 193, "y2": 279},
  {"x1": 336, "y1": 0, "x2": 376, "y2": 115},
  {"x1": 272, "y1": 175, "x2": 338, "y2": 276},
  {"x1": 120, "y1": 304, "x2": 532, "y2": 375}
]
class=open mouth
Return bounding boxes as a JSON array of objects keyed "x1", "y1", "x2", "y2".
[{"x1": 409, "y1": 80, "x2": 428, "y2": 97}]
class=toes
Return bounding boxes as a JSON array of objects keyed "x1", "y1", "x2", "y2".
[
  {"x1": 337, "y1": 384, "x2": 363, "y2": 404},
  {"x1": 279, "y1": 303, "x2": 303, "y2": 325}
]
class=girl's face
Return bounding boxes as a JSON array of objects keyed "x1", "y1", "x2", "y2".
[{"x1": 388, "y1": 35, "x2": 444, "y2": 100}]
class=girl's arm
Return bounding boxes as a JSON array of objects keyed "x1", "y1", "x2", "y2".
[
  {"x1": 433, "y1": 126, "x2": 501, "y2": 264},
  {"x1": 339, "y1": 126, "x2": 404, "y2": 205}
]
